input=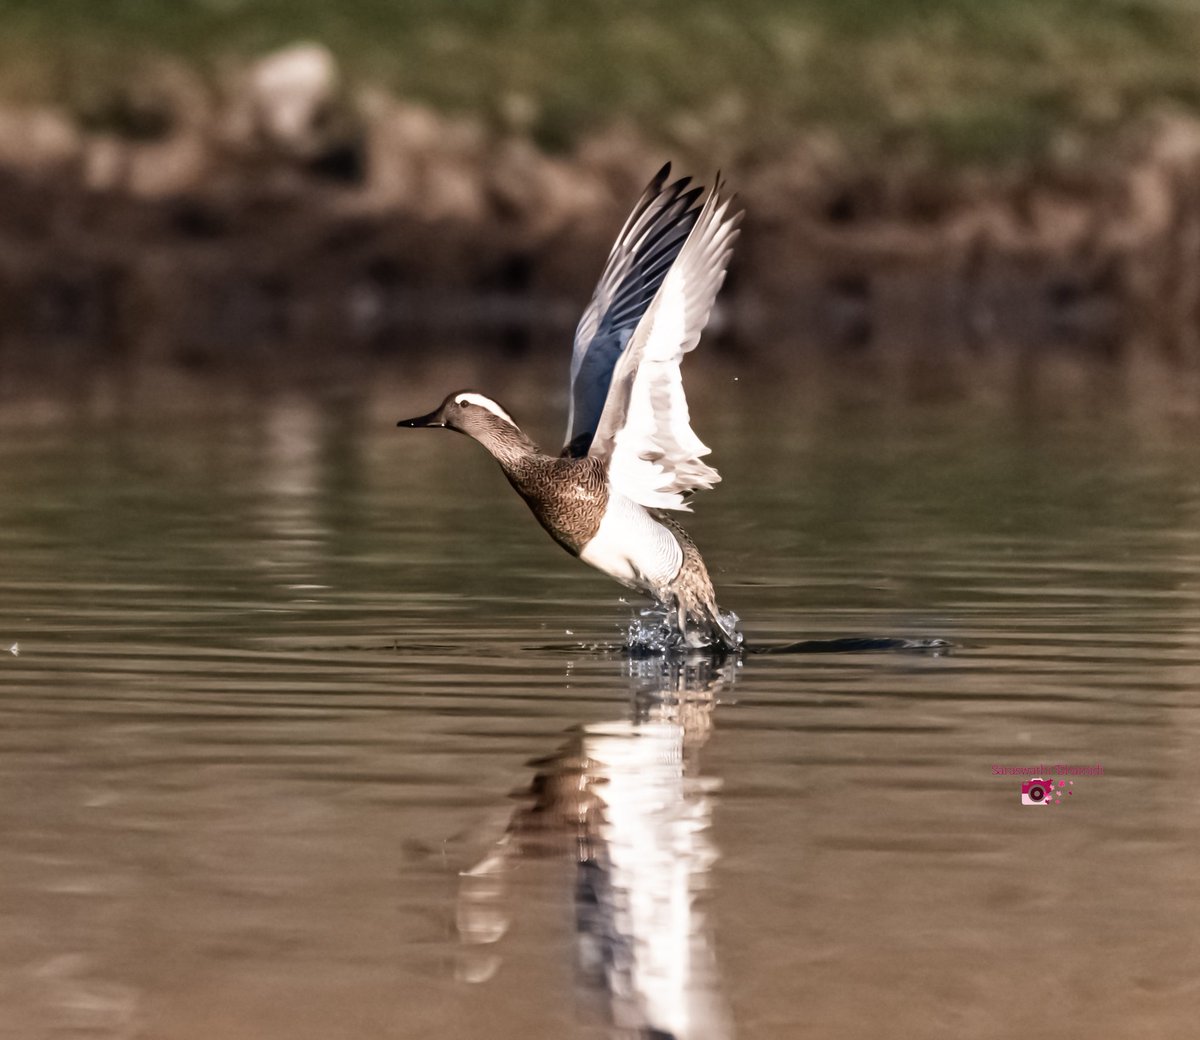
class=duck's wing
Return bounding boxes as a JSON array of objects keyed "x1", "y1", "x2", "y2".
[
  {"x1": 562, "y1": 163, "x2": 705, "y2": 458},
  {"x1": 585, "y1": 176, "x2": 741, "y2": 511}
]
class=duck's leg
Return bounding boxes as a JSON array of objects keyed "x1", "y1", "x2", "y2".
[{"x1": 674, "y1": 595, "x2": 690, "y2": 643}]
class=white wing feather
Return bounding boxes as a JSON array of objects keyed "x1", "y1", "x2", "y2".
[
  {"x1": 563, "y1": 166, "x2": 702, "y2": 457},
  {"x1": 588, "y1": 182, "x2": 740, "y2": 511}
]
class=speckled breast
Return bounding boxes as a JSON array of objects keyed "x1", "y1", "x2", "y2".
[{"x1": 508, "y1": 455, "x2": 610, "y2": 556}]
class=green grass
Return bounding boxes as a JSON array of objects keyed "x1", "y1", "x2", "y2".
[{"x1": 2, "y1": 0, "x2": 1200, "y2": 164}]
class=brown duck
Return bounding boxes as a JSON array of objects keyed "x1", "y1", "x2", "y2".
[{"x1": 398, "y1": 165, "x2": 742, "y2": 649}]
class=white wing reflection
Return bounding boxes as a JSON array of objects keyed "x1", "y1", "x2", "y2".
[{"x1": 458, "y1": 655, "x2": 737, "y2": 1039}]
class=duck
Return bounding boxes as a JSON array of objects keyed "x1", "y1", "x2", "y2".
[{"x1": 397, "y1": 164, "x2": 742, "y2": 649}]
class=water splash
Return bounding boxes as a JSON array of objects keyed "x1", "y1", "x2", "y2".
[{"x1": 625, "y1": 602, "x2": 744, "y2": 655}]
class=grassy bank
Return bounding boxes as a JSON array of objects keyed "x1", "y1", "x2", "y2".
[{"x1": 0, "y1": 0, "x2": 1199, "y2": 164}]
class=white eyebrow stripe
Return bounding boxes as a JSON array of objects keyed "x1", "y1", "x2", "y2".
[{"x1": 454, "y1": 392, "x2": 517, "y2": 427}]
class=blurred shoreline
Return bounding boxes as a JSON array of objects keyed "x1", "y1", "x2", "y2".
[{"x1": 4, "y1": 44, "x2": 1200, "y2": 374}]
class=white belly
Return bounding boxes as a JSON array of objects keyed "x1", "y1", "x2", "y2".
[{"x1": 579, "y1": 493, "x2": 683, "y2": 595}]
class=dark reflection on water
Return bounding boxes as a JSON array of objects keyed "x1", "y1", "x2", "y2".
[
  {"x1": 458, "y1": 655, "x2": 736, "y2": 1040},
  {"x1": 1, "y1": 355, "x2": 1200, "y2": 1038}
]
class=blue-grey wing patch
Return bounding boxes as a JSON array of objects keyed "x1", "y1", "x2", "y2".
[
  {"x1": 586, "y1": 177, "x2": 741, "y2": 510},
  {"x1": 562, "y1": 164, "x2": 705, "y2": 457}
]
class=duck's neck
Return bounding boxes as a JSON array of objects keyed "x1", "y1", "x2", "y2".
[{"x1": 475, "y1": 424, "x2": 542, "y2": 473}]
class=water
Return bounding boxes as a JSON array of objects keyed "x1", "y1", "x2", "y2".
[{"x1": 2, "y1": 357, "x2": 1200, "y2": 1039}]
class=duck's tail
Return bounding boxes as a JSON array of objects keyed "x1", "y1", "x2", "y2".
[
  {"x1": 673, "y1": 585, "x2": 742, "y2": 651},
  {"x1": 654, "y1": 513, "x2": 743, "y2": 651}
]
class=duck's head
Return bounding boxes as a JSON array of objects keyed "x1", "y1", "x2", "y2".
[{"x1": 397, "y1": 391, "x2": 522, "y2": 441}]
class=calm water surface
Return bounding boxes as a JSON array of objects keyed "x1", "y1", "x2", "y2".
[{"x1": 2, "y1": 358, "x2": 1199, "y2": 1039}]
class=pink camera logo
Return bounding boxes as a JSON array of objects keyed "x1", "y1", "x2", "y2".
[{"x1": 1020, "y1": 778, "x2": 1054, "y2": 805}]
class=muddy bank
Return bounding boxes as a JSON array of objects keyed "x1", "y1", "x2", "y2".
[{"x1": 2, "y1": 46, "x2": 1200, "y2": 369}]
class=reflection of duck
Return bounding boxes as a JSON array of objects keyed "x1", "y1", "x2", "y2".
[
  {"x1": 398, "y1": 165, "x2": 743, "y2": 649},
  {"x1": 457, "y1": 655, "x2": 737, "y2": 1040}
]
